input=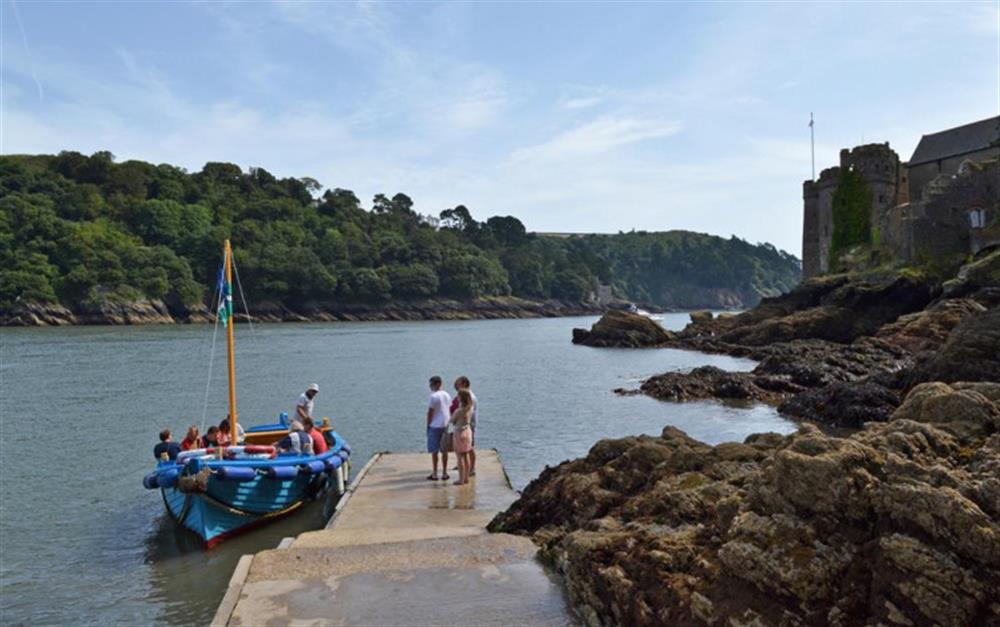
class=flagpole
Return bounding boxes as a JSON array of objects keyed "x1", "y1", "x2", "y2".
[{"x1": 810, "y1": 112, "x2": 815, "y2": 181}]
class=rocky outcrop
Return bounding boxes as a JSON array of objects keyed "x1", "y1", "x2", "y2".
[
  {"x1": 677, "y1": 272, "x2": 936, "y2": 347},
  {"x1": 0, "y1": 299, "x2": 177, "y2": 325},
  {"x1": 906, "y1": 307, "x2": 1000, "y2": 387},
  {"x1": 633, "y1": 338, "x2": 911, "y2": 417},
  {"x1": 636, "y1": 366, "x2": 788, "y2": 404},
  {"x1": 572, "y1": 311, "x2": 675, "y2": 348},
  {"x1": 491, "y1": 382, "x2": 1000, "y2": 626}
]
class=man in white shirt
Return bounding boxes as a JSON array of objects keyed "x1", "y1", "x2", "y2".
[
  {"x1": 296, "y1": 383, "x2": 319, "y2": 422},
  {"x1": 425, "y1": 375, "x2": 452, "y2": 480}
]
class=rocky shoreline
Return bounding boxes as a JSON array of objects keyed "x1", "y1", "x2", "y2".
[
  {"x1": 500, "y1": 249, "x2": 1000, "y2": 625},
  {"x1": 1, "y1": 296, "x2": 608, "y2": 327}
]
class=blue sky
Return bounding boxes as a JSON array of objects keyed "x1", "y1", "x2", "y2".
[{"x1": 2, "y1": 1, "x2": 998, "y2": 256}]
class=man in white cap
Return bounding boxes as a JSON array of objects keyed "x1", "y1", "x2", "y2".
[{"x1": 296, "y1": 383, "x2": 320, "y2": 422}]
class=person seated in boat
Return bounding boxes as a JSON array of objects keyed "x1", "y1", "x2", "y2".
[
  {"x1": 153, "y1": 429, "x2": 181, "y2": 461},
  {"x1": 277, "y1": 421, "x2": 313, "y2": 455},
  {"x1": 296, "y1": 383, "x2": 320, "y2": 422},
  {"x1": 201, "y1": 425, "x2": 220, "y2": 448},
  {"x1": 302, "y1": 416, "x2": 328, "y2": 454},
  {"x1": 218, "y1": 415, "x2": 247, "y2": 445},
  {"x1": 218, "y1": 420, "x2": 232, "y2": 446},
  {"x1": 321, "y1": 417, "x2": 336, "y2": 449},
  {"x1": 180, "y1": 425, "x2": 200, "y2": 451}
]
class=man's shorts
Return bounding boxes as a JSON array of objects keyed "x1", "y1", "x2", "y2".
[{"x1": 427, "y1": 427, "x2": 445, "y2": 453}]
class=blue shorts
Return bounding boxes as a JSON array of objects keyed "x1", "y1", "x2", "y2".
[{"x1": 427, "y1": 427, "x2": 445, "y2": 453}]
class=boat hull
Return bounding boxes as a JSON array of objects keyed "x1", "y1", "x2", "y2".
[
  {"x1": 149, "y1": 433, "x2": 352, "y2": 547},
  {"x1": 160, "y1": 473, "x2": 319, "y2": 547}
]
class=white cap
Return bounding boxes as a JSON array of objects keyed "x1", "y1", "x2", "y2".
[{"x1": 308, "y1": 383, "x2": 320, "y2": 392}]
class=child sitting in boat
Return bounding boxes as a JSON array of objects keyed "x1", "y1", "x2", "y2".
[
  {"x1": 277, "y1": 421, "x2": 313, "y2": 455},
  {"x1": 201, "y1": 426, "x2": 220, "y2": 448},
  {"x1": 180, "y1": 425, "x2": 200, "y2": 451}
]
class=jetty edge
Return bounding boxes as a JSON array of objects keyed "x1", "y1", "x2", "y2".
[{"x1": 212, "y1": 449, "x2": 575, "y2": 626}]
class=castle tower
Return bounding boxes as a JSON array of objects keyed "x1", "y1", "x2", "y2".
[
  {"x1": 802, "y1": 166, "x2": 840, "y2": 277},
  {"x1": 802, "y1": 143, "x2": 901, "y2": 277}
]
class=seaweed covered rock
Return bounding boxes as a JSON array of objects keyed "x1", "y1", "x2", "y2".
[
  {"x1": 777, "y1": 380, "x2": 900, "y2": 427},
  {"x1": 491, "y1": 382, "x2": 1000, "y2": 626},
  {"x1": 572, "y1": 310, "x2": 674, "y2": 348}
]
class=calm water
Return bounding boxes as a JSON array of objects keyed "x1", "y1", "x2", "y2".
[{"x1": 0, "y1": 315, "x2": 796, "y2": 626}]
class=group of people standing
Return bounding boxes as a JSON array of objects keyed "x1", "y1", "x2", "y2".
[{"x1": 426, "y1": 375, "x2": 477, "y2": 485}]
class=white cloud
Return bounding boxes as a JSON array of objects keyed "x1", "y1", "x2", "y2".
[
  {"x1": 561, "y1": 96, "x2": 603, "y2": 110},
  {"x1": 511, "y1": 115, "x2": 682, "y2": 162}
]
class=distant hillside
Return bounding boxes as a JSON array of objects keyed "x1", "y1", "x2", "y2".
[{"x1": 0, "y1": 151, "x2": 800, "y2": 318}]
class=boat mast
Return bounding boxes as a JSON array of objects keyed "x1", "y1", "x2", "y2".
[{"x1": 224, "y1": 239, "x2": 238, "y2": 439}]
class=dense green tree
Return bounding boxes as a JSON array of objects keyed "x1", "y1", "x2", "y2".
[{"x1": 0, "y1": 152, "x2": 801, "y2": 314}]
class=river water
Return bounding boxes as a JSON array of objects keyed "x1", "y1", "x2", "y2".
[{"x1": 0, "y1": 315, "x2": 796, "y2": 626}]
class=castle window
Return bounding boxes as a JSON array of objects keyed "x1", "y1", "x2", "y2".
[
  {"x1": 968, "y1": 208, "x2": 985, "y2": 229},
  {"x1": 878, "y1": 194, "x2": 885, "y2": 203}
]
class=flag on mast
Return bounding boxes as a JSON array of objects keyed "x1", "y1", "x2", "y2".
[{"x1": 217, "y1": 265, "x2": 233, "y2": 327}]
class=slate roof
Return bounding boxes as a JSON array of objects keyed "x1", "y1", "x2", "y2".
[{"x1": 909, "y1": 116, "x2": 1000, "y2": 166}]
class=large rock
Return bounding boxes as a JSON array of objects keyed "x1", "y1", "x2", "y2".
[
  {"x1": 491, "y1": 382, "x2": 1000, "y2": 626},
  {"x1": 572, "y1": 310, "x2": 674, "y2": 348},
  {"x1": 906, "y1": 307, "x2": 1000, "y2": 386}
]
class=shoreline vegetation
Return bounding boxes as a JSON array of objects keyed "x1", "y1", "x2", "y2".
[
  {"x1": 1, "y1": 151, "x2": 800, "y2": 326},
  {"x1": 492, "y1": 249, "x2": 1000, "y2": 626}
]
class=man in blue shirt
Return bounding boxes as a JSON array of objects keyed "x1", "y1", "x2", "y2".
[{"x1": 153, "y1": 429, "x2": 181, "y2": 461}]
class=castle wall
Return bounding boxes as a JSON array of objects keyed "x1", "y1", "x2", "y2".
[
  {"x1": 900, "y1": 160, "x2": 999, "y2": 262},
  {"x1": 907, "y1": 146, "x2": 1000, "y2": 201}
]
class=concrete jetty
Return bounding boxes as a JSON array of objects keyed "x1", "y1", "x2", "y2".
[{"x1": 212, "y1": 451, "x2": 575, "y2": 626}]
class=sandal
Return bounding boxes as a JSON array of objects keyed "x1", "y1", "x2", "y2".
[
  {"x1": 453, "y1": 480, "x2": 465, "y2": 485},
  {"x1": 440, "y1": 474, "x2": 450, "y2": 480},
  {"x1": 426, "y1": 474, "x2": 438, "y2": 480}
]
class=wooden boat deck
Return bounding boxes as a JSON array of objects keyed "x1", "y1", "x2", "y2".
[{"x1": 212, "y1": 450, "x2": 576, "y2": 626}]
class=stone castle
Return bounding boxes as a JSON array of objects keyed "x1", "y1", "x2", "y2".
[{"x1": 803, "y1": 116, "x2": 1000, "y2": 277}]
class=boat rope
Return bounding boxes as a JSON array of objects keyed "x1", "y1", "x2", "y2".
[
  {"x1": 199, "y1": 487, "x2": 306, "y2": 518},
  {"x1": 199, "y1": 272, "x2": 224, "y2": 433},
  {"x1": 230, "y1": 255, "x2": 258, "y2": 342}
]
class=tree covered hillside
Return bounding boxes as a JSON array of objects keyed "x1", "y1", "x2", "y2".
[{"x1": 0, "y1": 152, "x2": 800, "y2": 313}]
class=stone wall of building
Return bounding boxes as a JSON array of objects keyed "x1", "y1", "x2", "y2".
[
  {"x1": 900, "y1": 159, "x2": 999, "y2": 262},
  {"x1": 907, "y1": 146, "x2": 1000, "y2": 201}
]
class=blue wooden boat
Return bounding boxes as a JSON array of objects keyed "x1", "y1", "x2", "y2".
[{"x1": 142, "y1": 240, "x2": 351, "y2": 547}]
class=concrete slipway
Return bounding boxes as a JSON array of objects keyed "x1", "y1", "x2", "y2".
[{"x1": 212, "y1": 451, "x2": 576, "y2": 626}]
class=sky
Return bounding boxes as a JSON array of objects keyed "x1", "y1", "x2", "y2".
[{"x1": 2, "y1": 1, "x2": 998, "y2": 256}]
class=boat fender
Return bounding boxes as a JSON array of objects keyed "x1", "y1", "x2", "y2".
[
  {"x1": 341, "y1": 443, "x2": 352, "y2": 454},
  {"x1": 300, "y1": 460, "x2": 326, "y2": 475},
  {"x1": 177, "y1": 448, "x2": 215, "y2": 463},
  {"x1": 158, "y1": 468, "x2": 180, "y2": 488},
  {"x1": 324, "y1": 456, "x2": 343, "y2": 472},
  {"x1": 221, "y1": 445, "x2": 276, "y2": 457},
  {"x1": 216, "y1": 466, "x2": 257, "y2": 482},
  {"x1": 337, "y1": 449, "x2": 350, "y2": 461},
  {"x1": 143, "y1": 472, "x2": 159, "y2": 490},
  {"x1": 266, "y1": 466, "x2": 299, "y2": 480},
  {"x1": 228, "y1": 453, "x2": 273, "y2": 460}
]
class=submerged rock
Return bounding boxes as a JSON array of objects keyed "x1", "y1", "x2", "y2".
[
  {"x1": 572, "y1": 310, "x2": 675, "y2": 348},
  {"x1": 491, "y1": 382, "x2": 1000, "y2": 626}
]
